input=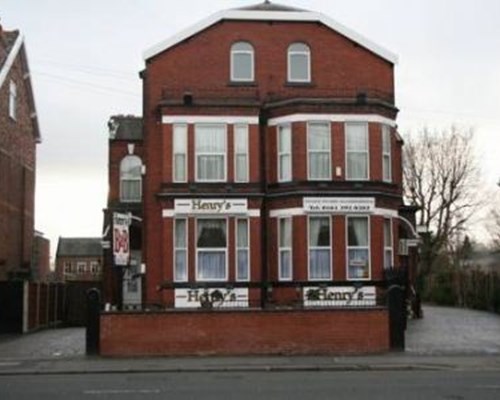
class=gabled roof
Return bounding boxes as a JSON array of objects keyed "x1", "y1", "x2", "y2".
[
  {"x1": 56, "y1": 238, "x2": 102, "y2": 258},
  {"x1": 0, "y1": 26, "x2": 41, "y2": 142},
  {"x1": 143, "y1": 1, "x2": 397, "y2": 64}
]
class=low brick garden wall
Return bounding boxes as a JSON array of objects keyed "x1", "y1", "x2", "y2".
[{"x1": 100, "y1": 308, "x2": 389, "y2": 356}]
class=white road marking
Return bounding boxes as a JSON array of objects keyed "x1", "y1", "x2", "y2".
[
  {"x1": 84, "y1": 389, "x2": 161, "y2": 395},
  {"x1": 0, "y1": 362, "x2": 21, "y2": 367}
]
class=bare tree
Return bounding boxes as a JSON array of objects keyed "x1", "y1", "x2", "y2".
[
  {"x1": 488, "y1": 209, "x2": 500, "y2": 250},
  {"x1": 403, "y1": 126, "x2": 481, "y2": 274}
]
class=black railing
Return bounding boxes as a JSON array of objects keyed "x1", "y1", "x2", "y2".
[{"x1": 108, "y1": 280, "x2": 393, "y2": 312}]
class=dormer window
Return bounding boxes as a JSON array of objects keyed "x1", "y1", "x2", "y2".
[
  {"x1": 230, "y1": 42, "x2": 254, "y2": 82},
  {"x1": 9, "y1": 80, "x2": 17, "y2": 120},
  {"x1": 287, "y1": 43, "x2": 310, "y2": 83}
]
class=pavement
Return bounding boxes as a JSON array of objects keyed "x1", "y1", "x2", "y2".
[{"x1": 1, "y1": 305, "x2": 499, "y2": 375}]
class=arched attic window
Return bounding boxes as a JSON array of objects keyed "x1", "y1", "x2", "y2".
[
  {"x1": 120, "y1": 155, "x2": 142, "y2": 202},
  {"x1": 287, "y1": 42, "x2": 311, "y2": 83},
  {"x1": 230, "y1": 41, "x2": 254, "y2": 82}
]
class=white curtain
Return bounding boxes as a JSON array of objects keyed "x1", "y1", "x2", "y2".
[
  {"x1": 196, "y1": 125, "x2": 225, "y2": 180},
  {"x1": 309, "y1": 217, "x2": 330, "y2": 279},
  {"x1": 237, "y1": 250, "x2": 249, "y2": 281},
  {"x1": 348, "y1": 217, "x2": 369, "y2": 279},
  {"x1": 346, "y1": 123, "x2": 368, "y2": 180},
  {"x1": 175, "y1": 250, "x2": 187, "y2": 281},
  {"x1": 120, "y1": 155, "x2": 142, "y2": 201},
  {"x1": 198, "y1": 252, "x2": 226, "y2": 280},
  {"x1": 279, "y1": 249, "x2": 291, "y2": 279},
  {"x1": 309, "y1": 249, "x2": 331, "y2": 279},
  {"x1": 197, "y1": 219, "x2": 226, "y2": 280}
]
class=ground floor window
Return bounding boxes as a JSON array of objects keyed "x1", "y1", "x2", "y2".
[
  {"x1": 196, "y1": 218, "x2": 227, "y2": 280},
  {"x1": 174, "y1": 218, "x2": 188, "y2": 281},
  {"x1": 383, "y1": 218, "x2": 393, "y2": 269},
  {"x1": 236, "y1": 218, "x2": 249, "y2": 281},
  {"x1": 347, "y1": 216, "x2": 370, "y2": 279},
  {"x1": 308, "y1": 216, "x2": 331, "y2": 280},
  {"x1": 279, "y1": 217, "x2": 292, "y2": 280}
]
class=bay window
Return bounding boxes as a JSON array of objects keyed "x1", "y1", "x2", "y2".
[
  {"x1": 346, "y1": 122, "x2": 369, "y2": 180},
  {"x1": 347, "y1": 216, "x2": 370, "y2": 279},
  {"x1": 173, "y1": 124, "x2": 187, "y2": 182},
  {"x1": 309, "y1": 217, "x2": 331, "y2": 280},
  {"x1": 174, "y1": 219, "x2": 188, "y2": 281},
  {"x1": 196, "y1": 219, "x2": 227, "y2": 281},
  {"x1": 234, "y1": 124, "x2": 249, "y2": 182},
  {"x1": 308, "y1": 122, "x2": 331, "y2": 180},
  {"x1": 278, "y1": 124, "x2": 292, "y2": 182},
  {"x1": 382, "y1": 125, "x2": 392, "y2": 182},
  {"x1": 236, "y1": 219, "x2": 249, "y2": 281},
  {"x1": 279, "y1": 217, "x2": 292, "y2": 280},
  {"x1": 195, "y1": 124, "x2": 226, "y2": 181},
  {"x1": 383, "y1": 218, "x2": 393, "y2": 270}
]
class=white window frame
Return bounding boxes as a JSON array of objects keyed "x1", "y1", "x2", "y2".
[
  {"x1": 308, "y1": 216, "x2": 332, "y2": 281},
  {"x1": 382, "y1": 125, "x2": 392, "y2": 182},
  {"x1": 195, "y1": 217, "x2": 228, "y2": 282},
  {"x1": 120, "y1": 155, "x2": 142, "y2": 202},
  {"x1": 277, "y1": 124, "x2": 292, "y2": 182},
  {"x1": 9, "y1": 80, "x2": 17, "y2": 120},
  {"x1": 383, "y1": 218, "x2": 394, "y2": 270},
  {"x1": 345, "y1": 122, "x2": 370, "y2": 181},
  {"x1": 278, "y1": 217, "x2": 293, "y2": 281},
  {"x1": 307, "y1": 121, "x2": 331, "y2": 181},
  {"x1": 195, "y1": 124, "x2": 227, "y2": 182},
  {"x1": 230, "y1": 41, "x2": 255, "y2": 82},
  {"x1": 234, "y1": 124, "x2": 249, "y2": 182},
  {"x1": 235, "y1": 218, "x2": 250, "y2": 282},
  {"x1": 64, "y1": 262, "x2": 72, "y2": 274},
  {"x1": 173, "y1": 124, "x2": 188, "y2": 183},
  {"x1": 174, "y1": 218, "x2": 188, "y2": 282},
  {"x1": 346, "y1": 215, "x2": 371, "y2": 281},
  {"x1": 90, "y1": 261, "x2": 99, "y2": 274},
  {"x1": 77, "y1": 261, "x2": 87, "y2": 274},
  {"x1": 287, "y1": 42, "x2": 311, "y2": 83}
]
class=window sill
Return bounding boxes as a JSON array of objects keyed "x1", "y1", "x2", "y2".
[
  {"x1": 285, "y1": 81, "x2": 315, "y2": 88},
  {"x1": 227, "y1": 81, "x2": 257, "y2": 87}
]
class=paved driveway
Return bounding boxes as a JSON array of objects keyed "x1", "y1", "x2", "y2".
[
  {"x1": 0, "y1": 328, "x2": 84, "y2": 360},
  {"x1": 406, "y1": 305, "x2": 500, "y2": 355}
]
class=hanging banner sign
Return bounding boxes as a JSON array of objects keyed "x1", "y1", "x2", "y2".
[
  {"x1": 174, "y1": 199, "x2": 248, "y2": 215},
  {"x1": 113, "y1": 212, "x2": 131, "y2": 266},
  {"x1": 303, "y1": 197, "x2": 375, "y2": 213},
  {"x1": 303, "y1": 286, "x2": 376, "y2": 307}
]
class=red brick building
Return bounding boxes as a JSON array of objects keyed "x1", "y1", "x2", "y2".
[
  {"x1": 0, "y1": 23, "x2": 40, "y2": 281},
  {"x1": 55, "y1": 238, "x2": 103, "y2": 283},
  {"x1": 139, "y1": 1, "x2": 415, "y2": 311},
  {"x1": 102, "y1": 115, "x2": 144, "y2": 308}
]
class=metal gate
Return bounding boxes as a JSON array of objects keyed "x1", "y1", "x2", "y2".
[{"x1": 0, "y1": 282, "x2": 24, "y2": 333}]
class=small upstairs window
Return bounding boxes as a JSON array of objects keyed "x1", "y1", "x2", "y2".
[
  {"x1": 288, "y1": 43, "x2": 311, "y2": 83},
  {"x1": 120, "y1": 155, "x2": 142, "y2": 202},
  {"x1": 231, "y1": 42, "x2": 254, "y2": 82},
  {"x1": 9, "y1": 80, "x2": 17, "y2": 120}
]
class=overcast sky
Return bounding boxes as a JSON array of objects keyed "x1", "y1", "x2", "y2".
[{"x1": 2, "y1": 0, "x2": 500, "y2": 258}]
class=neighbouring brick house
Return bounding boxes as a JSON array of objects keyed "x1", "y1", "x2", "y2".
[
  {"x1": 55, "y1": 238, "x2": 103, "y2": 283},
  {"x1": 102, "y1": 115, "x2": 143, "y2": 309},
  {"x1": 100, "y1": 1, "x2": 417, "y2": 355},
  {"x1": 0, "y1": 23, "x2": 41, "y2": 281}
]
